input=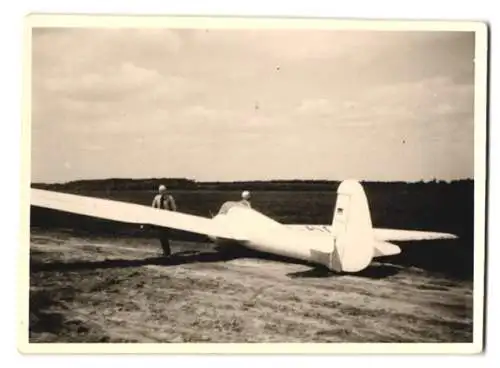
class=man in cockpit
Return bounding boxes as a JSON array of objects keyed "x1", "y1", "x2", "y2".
[
  {"x1": 217, "y1": 190, "x2": 252, "y2": 216},
  {"x1": 240, "y1": 190, "x2": 252, "y2": 208}
]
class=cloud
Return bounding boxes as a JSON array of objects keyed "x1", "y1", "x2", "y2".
[
  {"x1": 44, "y1": 62, "x2": 161, "y2": 97},
  {"x1": 364, "y1": 76, "x2": 475, "y2": 122},
  {"x1": 181, "y1": 105, "x2": 234, "y2": 121},
  {"x1": 297, "y1": 98, "x2": 336, "y2": 115},
  {"x1": 33, "y1": 28, "x2": 182, "y2": 73},
  {"x1": 31, "y1": 28, "x2": 476, "y2": 182},
  {"x1": 293, "y1": 74, "x2": 474, "y2": 131},
  {"x1": 80, "y1": 144, "x2": 105, "y2": 152}
]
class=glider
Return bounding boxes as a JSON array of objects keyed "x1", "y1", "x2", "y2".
[{"x1": 30, "y1": 179, "x2": 458, "y2": 273}]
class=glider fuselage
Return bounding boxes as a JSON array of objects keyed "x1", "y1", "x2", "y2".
[{"x1": 208, "y1": 202, "x2": 336, "y2": 270}]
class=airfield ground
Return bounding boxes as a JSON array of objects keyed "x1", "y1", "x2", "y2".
[
  {"x1": 28, "y1": 183, "x2": 474, "y2": 343},
  {"x1": 29, "y1": 230, "x2": 472, "y2": 343}
]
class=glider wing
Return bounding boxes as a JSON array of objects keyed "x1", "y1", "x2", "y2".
[{"x1": 31, "y1": 189, "x2": 246, "y2": 241}]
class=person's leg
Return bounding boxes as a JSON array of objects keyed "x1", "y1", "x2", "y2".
[{"x1": 159, "y1": 230, "x2": 171, "y2": 256}]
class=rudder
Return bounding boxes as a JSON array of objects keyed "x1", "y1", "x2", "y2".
[{"x1": 329, "y1": 180, "x2": 374, "y2": 272}]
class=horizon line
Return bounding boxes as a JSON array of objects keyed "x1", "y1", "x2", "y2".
[{"x1": 31, "y1": 176, "x2": 475, "y2": 186}]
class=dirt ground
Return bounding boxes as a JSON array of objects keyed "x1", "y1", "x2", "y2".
[{"x1": 29, "y1": 229, "x2": 473, "y2": 343}]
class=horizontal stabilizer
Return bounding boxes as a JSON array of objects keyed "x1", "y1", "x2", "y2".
[
  {"x1": 30, "y1": 189, "x2": 245, "y2": 241},
  {"x1": 373, "y1": 241, "x2": 401, "y2": 257},
  {"x1": 373, "y1": 228, "x2": 458, "y2": 242},
  {"x1": 287, "y1": 224, "x2": 458, "y2": 241}
]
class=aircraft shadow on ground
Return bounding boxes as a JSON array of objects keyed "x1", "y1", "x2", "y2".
[
  {"x1": 285, "y1": 264, "x2": 401, "y2": 279},
  {"x1": 226, "y1": 247, "x2": 402, "y2": 279},
  {"x1": 29, "y1": 249, "x2": 240, "y2": 273},
  {"x1": 30, "y1": 245, "x2": 401, "y2": 280},
  {"x1": 29, "y1": 246, "x2": 299, "y2": 273}
]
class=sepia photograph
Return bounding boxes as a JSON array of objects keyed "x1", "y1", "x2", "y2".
[{"x1": 19, "y1": 15, "x2": 487, "y2": 353}]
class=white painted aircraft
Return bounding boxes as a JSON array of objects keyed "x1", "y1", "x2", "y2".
[{"x1": 30, "y1": 179, "x2": 458, "y2": 273}]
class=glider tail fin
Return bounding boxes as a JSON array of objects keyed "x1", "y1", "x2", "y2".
[{"x1": 329, "y1": 180, "x2": 375, "y2": 272}]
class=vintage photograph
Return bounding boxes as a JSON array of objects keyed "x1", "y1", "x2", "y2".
[{"x1": 21, "y1": 15, "x2": 487, "y2": 353}]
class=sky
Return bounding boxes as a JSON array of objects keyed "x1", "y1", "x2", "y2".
[{"x1": 31, "y1": 27, "x2": 476, "y2": 183}]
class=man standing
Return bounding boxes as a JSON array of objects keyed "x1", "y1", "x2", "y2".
[{"x1": 152, "y1": 184, "x2": 177, "y2": 256}]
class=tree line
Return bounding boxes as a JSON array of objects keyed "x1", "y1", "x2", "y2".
[{"x1": 31, "y1": 177, "x2": 474, "y2": 192}]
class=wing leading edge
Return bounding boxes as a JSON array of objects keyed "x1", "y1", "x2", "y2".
[{"x1": 30, "y1": 189, "x2": 246, "y2": 241}]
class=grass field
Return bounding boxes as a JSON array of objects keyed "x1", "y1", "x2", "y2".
[{"x1": 28, "y1": 182, "x2": 475, "y2": 343}]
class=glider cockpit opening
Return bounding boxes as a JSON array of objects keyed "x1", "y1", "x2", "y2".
[{"x1": 217, "y1": 200, "x2": 251, "y2": 216}]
